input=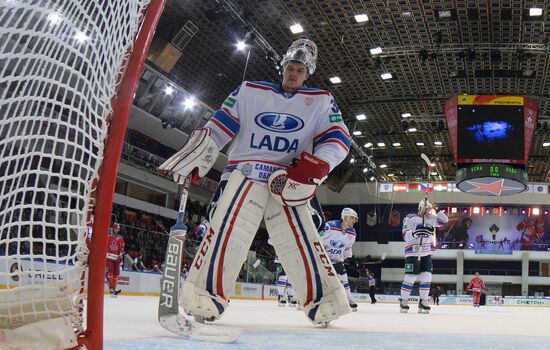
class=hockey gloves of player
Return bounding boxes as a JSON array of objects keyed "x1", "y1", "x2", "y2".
[
  {"x1": 268, "y1": 151, "x2": 329, "y2": 207},
  {"x1": 159, "y1": 128, "x2": 219, "y2": 184}
]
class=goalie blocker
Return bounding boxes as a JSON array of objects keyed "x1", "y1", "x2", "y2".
[{"x1": 181, "y1": 167, "x2": 350, "y2": 325}]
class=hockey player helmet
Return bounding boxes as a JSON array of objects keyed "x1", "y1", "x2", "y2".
[
  {"x1": 418, "y1": 199, "x2": 433, "y2": 214},
  {"x1": 341, "y1": 207, "x2": 358, "y2": 221},
  {"x1": 280, "y1": 38, "x2": 318, "y2": 74}
]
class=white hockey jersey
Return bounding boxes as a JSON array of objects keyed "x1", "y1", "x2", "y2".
[
  {"x1": 402, "y1": 211, "x2": 449, "y2": 257},
  {"x1": 204, "y1": 81, "x2": 351, "y2": 183},
  {"x1": 320, "y1": 220, "x2": 356, "y2": 263}
]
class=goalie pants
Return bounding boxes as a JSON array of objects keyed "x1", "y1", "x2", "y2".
[{"x1": 181, "y1": 171, "x2": 350, "y2": 324}]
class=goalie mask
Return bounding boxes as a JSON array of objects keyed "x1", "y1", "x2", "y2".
[{"x1": 280, "y1": 38, "x2": 318, "y2": 74}]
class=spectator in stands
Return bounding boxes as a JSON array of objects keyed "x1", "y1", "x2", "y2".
[{"x1": 132, "y1": 254, "x2": 147, "y2": 271}]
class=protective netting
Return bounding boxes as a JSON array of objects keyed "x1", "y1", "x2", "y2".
[{"x1": 0, "y1": 0, "x2": 150, "y2": 334}]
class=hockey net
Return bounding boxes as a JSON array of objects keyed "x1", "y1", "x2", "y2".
[{"x1": 0, "y1": 0, "x2": 164, "y2": 348}]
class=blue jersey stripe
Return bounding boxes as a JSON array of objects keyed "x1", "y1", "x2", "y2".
[
  {"x1": 313, "y1": 130, "x2": 351, "y2": 149},
  {"x1": 211, "y1": 109, "x2": 240, "y2": 135}
]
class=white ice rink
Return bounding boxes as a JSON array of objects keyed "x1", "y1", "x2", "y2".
[{"x1": 104, "y1": 296, "x2": 550, "y2": 350}]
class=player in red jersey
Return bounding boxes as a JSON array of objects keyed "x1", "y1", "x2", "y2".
[
  {"x1": 466, "y1": 272, "x2": 488, "y2": 307},
  {"x1": 106, "y1": 223, "x2": 125, "y2": 297}
]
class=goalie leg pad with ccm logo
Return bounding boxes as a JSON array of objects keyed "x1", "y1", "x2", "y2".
[
  {"x1": 181, "y1": 170, "x2": 268, "y2": 320},
  {"x1": 264, "y1": 197, "x2": 351, "y2": 325}
]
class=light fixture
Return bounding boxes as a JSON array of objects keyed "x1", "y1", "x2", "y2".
[
  {"x1": 388, "y1": 173, "x2": 395, "y2": 177},
  {"x1": 236, "y1": 40, "x2": 246, "y2": 51},
  {"x1": 434, "y1": 141, "x2": 443, "y2": 146},
  {"x1": 183, "y1": 97, "x2": 196, "y2": 109},
  {"x1": 529, "y1": 7, "x2": 543, "y2": 16},
  {"x1": 380, "y1": 72, "x2": 393, "y2": 80},
  {"x1": 369, "y1": 176, "x2": 375, "y2": 181},
  {"x1": 392, "y1": 142, "x2": 401, "y2": 147},
  {"x1": 430, "y1": 171, "x2": 438, "y2": 176},
  {"x1": 364, "y1": 142, "x2": 373, "y2": 148},
  {"x1": 47, "y1": 12, "x2": 61, "y2": 25},
  {"x1": 451, "y1": 207, "x2": 457, "y2": 213},
  {"x1": 533, "y1": 208, "x2": 541, "y2": 215},
  {"x1": 329, "y1": 76, "x2": 342, "y2": 84},
  {"x1": 363, "y1": 167, "x2": 369, "y2": 173},
  {"x1": 401, "y1": 112, "x2": 411, "y2": 118},
  {"x1": 430, "y1": 163, "x2": 436, "y2": 167},
  {"x1": 356, "y1": 114, "x2": 367, "y2": 121},
  {"x1": 473, "y1": 207, "x2": 480, "y2": 214},
  {"x1": 353, "y1": 130, "x2": 362, "y2": 136},
  {"x1": 74, "y1": 31, "x2": 88, "y2": 43},
  {"x1": 355, "y1": 13, "x2": 369, "y2": 23},
  {"x1": 416, "y1": 142, "x2": 424, "y2": 146},
  {"x1": 438, "y1": 9, "x2": 452, "y2": 18},
  {"x1": 379, "y1": 164, "x2": 387, "y2": 168},
  {"x1": 289, "y1": 23, "x2": 304, "y2": 34},
  {"x1": 370, "y1": 46, "x2": 382, "y2": 55},
  {"x1": 164, "y1": 86, "x2": 174, "y2": 95},
  {"x1": 543, "y1": 142, "x2": 550, "y2": 147},
  {"x1": 408, "y1": 127, "x2": 417, "y2": 132},
  {"x1": 350, "y1": 158, "x2": 355, "y2": 164},
  {"x1": 377, "y1": 142, "x2": 386, "y2": 147}
]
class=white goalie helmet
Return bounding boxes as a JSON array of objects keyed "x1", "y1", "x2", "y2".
[
  {"x1": 341, "y1": 207, "x2": 358, "y2": 220},
  {"x1": 418, "y1": 199, "x2": 433, "y2": 213},
  {"x1": 280, "y1": 38, "x2": 318, "y2": 74}
]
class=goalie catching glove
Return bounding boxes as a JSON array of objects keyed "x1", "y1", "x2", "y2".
[
  {"x1": 159, "y1": 128, "x2": 219, "y2": 184},
  {"x1": 268, "y1": 151, "x2": 329, "y2": 207}
]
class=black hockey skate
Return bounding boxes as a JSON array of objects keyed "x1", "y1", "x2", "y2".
[
  {"x1": 278, "y1": 295, "x2": 287, "y2": 307},
  {"x1": 399, "y1": 298, "x2": 409, "y2": 313},
  {"x1": 349, "y1": 300, "x2": 358, "y2": 312},
  {"x1": 288, "y1": 296, "x2": 297, "y2": 307},
  {"x1": 418, "y1": 299, "x2": 431, "y2": 314}
]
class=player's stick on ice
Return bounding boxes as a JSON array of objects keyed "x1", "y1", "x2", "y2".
[
  {"x1": 363, "y1": 253, "x2": 387, "y2": 265},
  {"x1": 158, "y1": 175, "x2": 241, "y2": 343}
]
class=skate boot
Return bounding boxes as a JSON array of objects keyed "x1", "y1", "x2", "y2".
[
  {"x1": 399, "y1": 298, "x2": 409, "y2": 313},
  {"x1": 418, "y1": 299, "x2": 431, "y2": 314},
  {"x1": 349, "y1": 300, "x2": 358, "y2": 312},
  {"x1": 193, "y1": 315, "x2": 216, "y2": 323},
  {"x1": 278, "y1": 295, "x2": 287, "y2": 307},
  {"x1": 109, "y1": 288, "x2": 117, "y2": 298},
  {"x1": 288, "y1": 296, "x2": 297, "y2": 307}
]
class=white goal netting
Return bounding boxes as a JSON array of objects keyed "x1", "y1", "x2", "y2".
[{"x1": 0, "y1": 0, "x2": 151, "y2": 346}]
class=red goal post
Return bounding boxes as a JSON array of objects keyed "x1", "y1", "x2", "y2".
[{"x1": 0, "y1": 1, "x2": 166, "y2": 349}]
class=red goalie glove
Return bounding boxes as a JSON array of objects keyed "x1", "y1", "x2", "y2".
[{"x1": 268, "y1": 151, "x2": 329, "y2": 207}]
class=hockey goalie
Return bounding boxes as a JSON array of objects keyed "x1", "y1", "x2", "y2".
[{"x1": 159, "y1": 38, "x2": 352, "y2": 327}]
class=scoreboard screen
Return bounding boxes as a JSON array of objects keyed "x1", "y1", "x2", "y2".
[
  {"x1": 445, "y1": 95, "x2": 538, "y2": 164},
  {"x1": 457, "y1": 104, "x2": 524, "y2": 160}
]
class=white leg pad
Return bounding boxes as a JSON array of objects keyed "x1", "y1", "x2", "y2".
[
  {"x1": 264, "y1": 198, "x2": 351, "y2": 324},
  {"x1": 0, "y1": 317, "x2": 76, "y2": 350},
  {"x1": 181, "y1": 171, "x2": 268, "y2": 319}
]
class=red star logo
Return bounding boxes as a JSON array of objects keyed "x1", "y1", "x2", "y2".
[{"x1": 466, "y1": 179, "x2": 524, "y2": 196}]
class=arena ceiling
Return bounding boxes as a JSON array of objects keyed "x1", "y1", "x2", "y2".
[{"x1": 152, "y1": 0, "x2": 550, "y2": 186}]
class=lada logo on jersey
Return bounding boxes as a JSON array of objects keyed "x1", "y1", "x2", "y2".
[
  {"x1": 330, "y1": 240, "x2": 346, "y2": 249},
  {"x1": 255, "y1": 112, "x2": 304, "y2": 133}
]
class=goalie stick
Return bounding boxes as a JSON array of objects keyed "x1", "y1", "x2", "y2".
[{"x1": 158, "y1": 175, "x2": 241, "y2": 343}]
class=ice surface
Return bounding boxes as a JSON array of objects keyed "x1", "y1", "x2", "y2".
[{"x1": 104, "y1": 296, "x2": 550, "y2": 350}]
